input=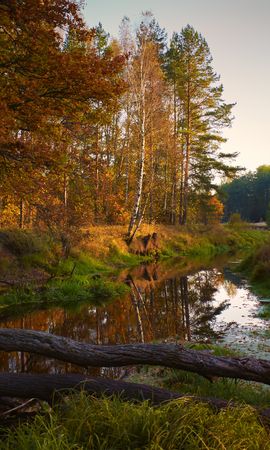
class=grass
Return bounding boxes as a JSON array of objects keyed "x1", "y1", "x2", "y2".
[
  {"x1": 1, "y1": 225, "x2": 269, "y2": 310},
  {"x1": 159, "y1": 224, "x2": 270, "y2": 259},
  {"x1": 1, "y1": 392, "x2": 269, "y2": 450},
  {"x1": 0, "y1": 229, "x2": 51, "y2": 257},
  {"x1": 237, "y1": 241, "x2": 270, "y2": 298},
  {"x1": 257, "y1": 305, "x2": 270, "y2": 319},
  {"x1": 108, "y1": 241, "x2": 150, "y2": 267},
  {"x1": 0, "y1": 231, "x2": 130, "y2": 308},
  {"x1": 0, "y1": 265, "x2": 129, "y2": 309},
  {"x1": 127, "y1": 343, "x2": 270, "y2": 409}
]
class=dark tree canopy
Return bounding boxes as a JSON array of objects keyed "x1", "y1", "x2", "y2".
[{"x1": 220, "y1": 166, "x2": 270, "y2": 222}]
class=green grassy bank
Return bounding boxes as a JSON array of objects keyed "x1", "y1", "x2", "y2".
[
  {"x1": 238, "y1": 241, "x2": 270, "y2": 298},
  {"x1": 0, "y1": 225, "x2": 269, "y2": 309}
]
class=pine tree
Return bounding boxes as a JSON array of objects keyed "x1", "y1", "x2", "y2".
[{"x1": 166, "y1": 25, "x2": 236, "y2": 225}]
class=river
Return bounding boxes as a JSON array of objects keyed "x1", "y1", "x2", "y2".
[{"x1": 0, "y1": 254, "x2": 269, "y2": 375}]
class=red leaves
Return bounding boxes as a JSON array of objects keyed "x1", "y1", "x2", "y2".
[{"x1": 0, "y1": 1, "x2": 126, "y2": 229}]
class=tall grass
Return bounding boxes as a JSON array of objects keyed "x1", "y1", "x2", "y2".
[
  {"x1": 0, "y1": 233, "x2": 130, "y2": 307},
  {"x1": 128, "y1": 342, "x2": 270, "y2": 409},
  {"x1": 238, "y1": 241, "x2": 270, "y2": 297},
  {"x1": 1, "y1": 393, "x2": 269, "y2": 450},
  {"x1": 161, "y1": 226, "x2": 270, "y2": 259},
  {"x1": 0, "y1": 274, "x2": 129, "y2": 308}
]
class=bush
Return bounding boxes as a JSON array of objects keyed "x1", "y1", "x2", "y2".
[
  {"x1": 0, "y1": 229, "x2": 49, "y2": 256},
  {"x1": 228, "y1": 213, "x2": 247, "y2": 228}
]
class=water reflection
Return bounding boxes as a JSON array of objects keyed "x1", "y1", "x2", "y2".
[{"x1": 0, "y1": 259, "x2": 264, "y2": 374}]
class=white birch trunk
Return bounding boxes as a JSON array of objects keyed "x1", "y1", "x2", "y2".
[{"x1": 127, "y1": 53, "x2": 146, "y2": 237}]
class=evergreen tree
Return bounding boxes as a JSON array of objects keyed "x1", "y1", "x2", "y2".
[
  {"x1": 221, "y1": 166, "x2": 270, "y2": 222},
  {"x1": 166, "y1": 25, "x2": 237, "y2": 224}
]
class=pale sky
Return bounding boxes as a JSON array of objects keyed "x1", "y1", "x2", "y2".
[{"x1": 83, "y1": 0, "x2": 270, "y2": 173}]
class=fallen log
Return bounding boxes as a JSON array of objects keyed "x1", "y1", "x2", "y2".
[
  {"x1": 0, "y1": 373, "x2": 270, "y2": 423},
  {"x1": 1, "y1": 328, "x2": 270, "y2": 385},
  {"x1": 0, "y1": 373, "x2": 180, "y2": 405}
]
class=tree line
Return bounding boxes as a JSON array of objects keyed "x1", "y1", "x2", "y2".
[
  {"x1": 220, "y1": 165, "x2": 270, "y2": 223},
  {"x1": 0, "y1": 1, "x2": 238, "y2": 238}
]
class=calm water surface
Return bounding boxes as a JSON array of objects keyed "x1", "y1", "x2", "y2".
[{"x1": 0, "y1": 255, "x2": 269, "y2": 375}]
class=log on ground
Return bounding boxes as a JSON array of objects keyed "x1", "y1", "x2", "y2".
[{"x1": 0, "y1": 373, "x2": 270, "y2": 423}]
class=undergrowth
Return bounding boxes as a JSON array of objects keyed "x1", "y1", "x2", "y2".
[
  {"x1": 161, "y1": 225, "x2": 270, "y2": 259},
  {"x1": 238, "y1": 241, "x2": 270, "y2": 298},
  {"x1": 0, "y1": 231, "x2": 130, "y2": 307},
  {"x1": 1, "y1": 226, "x2": 269, "y2": 309},
  {"x1": 128, "y1": 343, "x2": 270, "y2": 408},
  {"x1": 1, "y1": 392, "x2": 269, "y2": 450},
  {"x1": 1, "y1": 278, "x2": 128, "y2": 308},
  {"x1": 0, "y1": 229, "x2": 51, "y2": 257}
]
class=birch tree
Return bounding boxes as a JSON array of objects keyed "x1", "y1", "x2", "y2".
[{"x1": 126, "y1": 16, "x2": 167, "y2": 238}]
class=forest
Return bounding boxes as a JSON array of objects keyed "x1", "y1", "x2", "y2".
[
  {"x1": 2, "y1": 1, "x2": 270, "y2": 448},
  {"x1": 220, "y1": 165, "x2": 270, "y2": 223},
  {"x1": 1, "y1": 0, "x2": 240, "y2": 240}
]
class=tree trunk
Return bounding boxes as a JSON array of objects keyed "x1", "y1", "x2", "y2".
[
  {"x1": 181, "y1": 65, "x2": 191, "y2": 225},
  {"x1": 63, "y1": 172, "x2": 68, "y2": 227},
  {"x1": 127, "y1": 57, "x2": 146, "y2": 237},
  {"x1": 127, "y1": 112, "x2": 145, "y2": 237},
  {"x1": 0, "y1": 373, "x2": 270, "y2": 421},
  {"x1": 19, "y1": 199, "x2": 24, "y2": 229},
  {"x1": 1, "y1": 329, "x2": 270, "y2": 386},
  {"x1": 0, "y1": 373, "x2": 178, "y2": 405}
]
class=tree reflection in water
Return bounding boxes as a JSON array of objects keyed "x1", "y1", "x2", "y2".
[{"x1": 0, "y1": 265, "x2": 230, "y2": 375}]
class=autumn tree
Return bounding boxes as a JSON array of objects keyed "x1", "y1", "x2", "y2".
[
  {"x1": 0, "y1": 0, "x2": 125, "y2": 229},
  {"x1": 122, "y1": 13, "x2": 169, "y2": 239},
  {"x1": 0, "y1": 6, "x2": 238, "y2": 232}
]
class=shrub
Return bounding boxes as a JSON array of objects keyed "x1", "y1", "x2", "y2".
[
  {"x1": 0, "y1": 229, "x2": 49, "y2": 257},
  {"x1": 228, "y1": 213, "x2": 247, "y2": 229}
]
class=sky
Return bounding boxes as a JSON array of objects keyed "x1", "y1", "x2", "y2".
[{"x1": 83, "y1": 0, "x2": 270, "y2": 173}]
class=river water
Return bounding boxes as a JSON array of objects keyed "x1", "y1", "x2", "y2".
[{"x1": 0, "y1": 255, "x2": 269, "y2": 375}]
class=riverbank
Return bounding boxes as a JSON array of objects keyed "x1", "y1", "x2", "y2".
[
  {"x1": 1, "y1": 226, "x2": 270, "y2": 448},
  {"x1": 238, "y1": 242, "x2": 270, "y2": 297},
  {"x1": 0, "y1": 224, "x2": 269, "y2": 309}
]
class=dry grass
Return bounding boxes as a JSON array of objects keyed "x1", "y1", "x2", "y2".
[
  {"x1": 80, "y1": 225, "x2": 129, "y2": 258},
  {"x1": 80, "y1": 224, "x2": 200, "y2": 259}
]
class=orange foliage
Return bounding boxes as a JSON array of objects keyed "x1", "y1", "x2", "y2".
[
  {"x1": 207, "y1": 196, "x2": 224, "y2": 225},
  {"x1": 0, "y1": 0, "x2": 126, "y2": 230}
]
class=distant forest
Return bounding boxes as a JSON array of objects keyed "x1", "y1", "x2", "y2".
[
  {"x1": 220, "y1": 166, "x2": 270, "y2": 223},
  {"x1": 1, "y1": 1, "x2": 242, "y2": 237}
]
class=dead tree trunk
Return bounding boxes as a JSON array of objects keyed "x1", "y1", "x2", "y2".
[
  {"x1": 0, "y1": 373, "x2": 179, "y2": 405},
  {"x1": 1, "y1": 329, "x2": 270, "y2": 385},
  {"x1": 1, "y1": 373, "x2": 270, "y2": 422}
]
